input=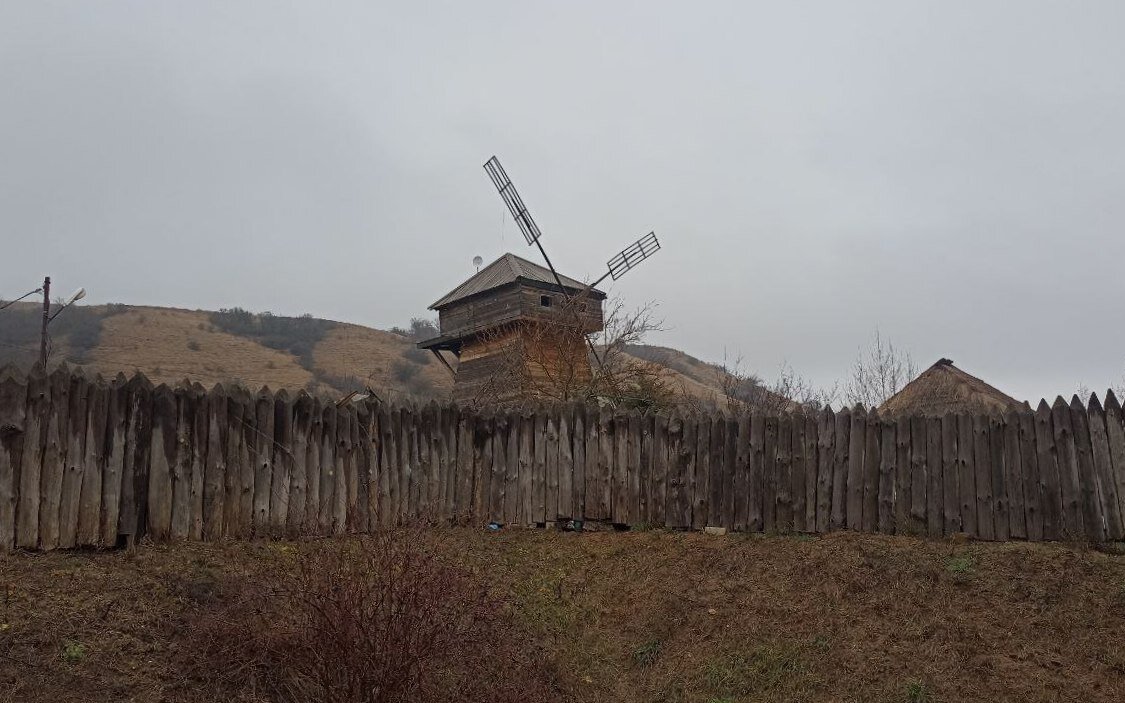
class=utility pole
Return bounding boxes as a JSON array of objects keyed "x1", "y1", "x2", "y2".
[{"x1": 39, "y1": 276, "x2": 50, "y2": 371}]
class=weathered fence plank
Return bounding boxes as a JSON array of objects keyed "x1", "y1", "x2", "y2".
[
  {"x1": 973, "y1": 415, "x2": 995, "y2": 541},
  {"x1": 271, "y1": 391, "x2": 293, "y2": 535},
  {"x1": 877, "y1": 419, "x2": 895, "y2": 534},
  {"x1": 1091, "y1": 395, "x2": 1123, "y2": 540},
  {"x1": 735, "y1": 414, "x2": 751, "y2": 531},
  {"x1": 1019, "y1": 410, "x2": 1043, "y2": 541},
  {"x1": 830, "y1": 409, "x2": 850, "y2": 531},
  {"x1": 1069, "y1": 396, "x2": 1104, "y2": 542},
  {"x1": 146, "y1": 385, "x2": 176, "y2": 542},
  {"x1": 664, "y1": 412, "x2": 684, "y2": 528},
  {"x1": 1002, "y1": 412, "x2": 1027, "y2": 540},
  {"x1": 252, "y1": 389, "x2": 275, "y2": 535},
  {"x1": 762, "y1": 415, "x2": 778, "y2": 533},
  {"x1": 652, "y1": 413, "x2": 670, "y2": 527},
  {"x1": 790, "y1": 414, "x2": 806, "y2": 533},
  {"x1": 472, "y1": 411, "x2": 493, "y2": 524},
  {"x1": 955, "y1": 414, "x2": 976, "y2": 537},
  {"x1": 546, "y1": 410, "x2": 561, "y2": 523},
  {"x1": 861, "y1": 413, "x2": 880, "y2": 533},
  {"x1": 908, "y1": 415, "x2": 927, "y2": 534},
  {"x1": 78, "y1": 377, "x2": 108, "y2": 546},
  {"x1": 488, "y1": 413, "x2": 505, "y2": 523},
  {"x1": 940, "y1": 413, "x2": 958, "y2": 536},
  {"x1": 749, "y1": 413, "x2": 766, "y2": 532},
  {"x1": 38, "y1": 368, "x2": 72, "y2": 549},
  {"x1": 1051, "y1": 397, "x2": 1083, "y2": 539},
  {"x1": 803, "y1": 414, "x2": 819, "y2": 532},
  {"x1": 58, "y1": 371, "x2": 89, "y2": 548},
  {"x1": 893, "y1": 418, "x2": 911, "y2": 534},
  {"x1": 558, "y1": 407, "x2": 574, "y2": 522},
  {"x1": 569, "y1": 405, "x2": 584, "y2": 521},
  {"x1": 925, "y1": 416, "x2": 943, "y2": 538},
  {"x1": 317, "y1": 403, "x2": 337, "y2": 534},
  {"x1": 505, "y1": 411, "x2": 521, "y2": 524},
  {"x1": 989, "y1": 416, "x2": 1009, "y2": 542},
  {"x1": 16, "y1": 369, "x2": 47, "y2": 549},
  {"x1": 708, "y1": 415, "x2": 725, "y2": 529},
  {"x1": 520, "y1": 411, "x2": 536, "y2": 524},
  {"x1": 845, "y1": 407, "x2": 866, "y2": 532},
  {"x1": 1034, "y1": 400, "x2": 1062, "y2": 540},
  {"x1": 167, "y1": 386, "x2": 194, "y2": 541},
  {"x1": 1105, "y1": 391, "x2": 1125, "y2": 533},
  {"x1": 287, "y1": 393, "x2": 310, "y2": 535},
  {"x1": 524, "y1": 411, "x2": 540, "y2": 525},
  {"x1": 814, "y1": 409, "x2": 834, "y2": 533},
  {"x1": 0, "y1": 369, "x2": 28, "y2": 550},
  {"x1": 775, "y1": 413, "x2": 792, "y2": 533}
]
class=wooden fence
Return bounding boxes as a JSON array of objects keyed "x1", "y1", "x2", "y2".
[{"x1": 1, "y1": 364, "x2": 1125, "y2": 551}]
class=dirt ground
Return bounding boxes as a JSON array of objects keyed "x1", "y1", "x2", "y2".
[{"x1": 2, "y1": 529, "x2": 1124, "y2": 702}]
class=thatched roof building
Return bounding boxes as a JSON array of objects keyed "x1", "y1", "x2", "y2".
[{"x1": 879, "y1": 359, "x2": 1024, "y2": 418}]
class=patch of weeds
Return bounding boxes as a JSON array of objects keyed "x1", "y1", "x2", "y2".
[
  {"x1": 186, "y1": 339, "x2": 201, "y2": 352},
  {"x1": 62, "y1": 640, "x2": 86, "y2": 663},
  {"x1": 633, "y1": 639, "x2": 662, "y2": 668},
  {"x1": 794, "y1": 533, "x2": 818, "y2": 542},
  {"x1": 704, "y1": 644, "x2": 805, "y2": 697},
  {"x1": 946, "y1": 553, "x2": 973, "y2": 575},
  {"x1": 632, "y1": 522, "x2": 653, "y2": 532},
  {"x1": 905, "y1": 679, "x2": 932, "y2": 702},
  {"x1": 512, "y1": 572, "x2": 576, "y2": 634},
  {"x1": 811, "y1": 635, "x2": 830, "y2": 652}
]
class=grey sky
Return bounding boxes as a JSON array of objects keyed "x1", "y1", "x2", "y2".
[{"x1": 2, "y1": 1, "x2": 1123, "y2": 403}]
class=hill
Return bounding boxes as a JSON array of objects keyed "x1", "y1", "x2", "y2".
[{"x1": 0, "y1": 303, "x2": 745, "y2": 405}]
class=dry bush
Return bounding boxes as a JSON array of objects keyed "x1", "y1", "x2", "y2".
[
  {"x1": 719, "y1": 356, "x2": 837, "y2": 416},
  {"x1": 843, "y1": 329, "x2": 917, "y2": 408},
  {"x1": 180, "y1": 530, "x2": 556, "y2": 703},
  {"x1": 469, "y1": 295, "x2": 677, "y2": 410}
]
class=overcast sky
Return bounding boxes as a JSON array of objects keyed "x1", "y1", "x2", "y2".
[{"x1": 2, "y1": 1, "x2": 1123, "y2": 403}]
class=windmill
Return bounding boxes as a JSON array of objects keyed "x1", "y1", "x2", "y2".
[
  {"x1": 482, "y1": 155, "x2": 661, "y2": 372},
  {"x1": 417, "y1": 157, "x2": 662, "y2": 404}
]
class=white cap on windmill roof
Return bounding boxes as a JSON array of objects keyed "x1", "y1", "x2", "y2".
[{"x1": 428, "y1": 253, "x2": 605, "y2": 309}]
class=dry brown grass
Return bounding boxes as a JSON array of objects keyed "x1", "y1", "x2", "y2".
[
  {"x1": 1, "y1": 529, "x2": 1123, "y2": 702},
  {"x1": 312, "y1": 324, "x2": 453, "y2": 399},
  {"x1": 79, "y1": 307, "x2": 313, "y2": 389}
]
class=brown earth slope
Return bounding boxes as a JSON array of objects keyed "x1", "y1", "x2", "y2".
[
  {"x1": 0, "y1": 303, "x2": 740, "y2": 403},
  {"x1": 1, "y1": 529, "x2": 1123, "y2": 702}
]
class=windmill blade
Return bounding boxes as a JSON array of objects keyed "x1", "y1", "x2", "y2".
[
  {"x1": 484, "y1": 156, "x2": 542, "y2": 246},
  {"x1": 606, "y1": 232, "x2": 661, "y2": 282}
]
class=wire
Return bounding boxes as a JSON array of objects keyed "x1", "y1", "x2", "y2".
[{"x1": 0, "y1": 288, "x2": 42, "y2": 311}]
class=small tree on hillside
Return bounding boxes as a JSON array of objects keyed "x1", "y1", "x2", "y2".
[
  {"x1": 843, "y1": 329, "x2": 917, "y2": 409},
  {"x1": 719, "y1": 356, "x2": 837, "y2": 416}
]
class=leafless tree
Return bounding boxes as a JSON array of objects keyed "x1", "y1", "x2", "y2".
[
  {"x1": 718, "y1": 355, "x2": 837, "y2": 416},
  {"x1": 843, "y1": 329, "x2": 917, "y2": 409},
  {"x1": 469, "y1": 295, "x2": 678, "y2": 409}
]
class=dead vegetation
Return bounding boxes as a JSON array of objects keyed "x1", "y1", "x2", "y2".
[{"x1": 1, "y1": 529, "x2": 1123, "y2": 702}]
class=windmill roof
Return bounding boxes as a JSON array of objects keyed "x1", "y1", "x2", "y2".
[
  {"x1": 878, "y1": 358, "x2": 1024, "y2": 418},
  {"x1": 429, "y1": 253, "x2": 604, "y2": 309}
]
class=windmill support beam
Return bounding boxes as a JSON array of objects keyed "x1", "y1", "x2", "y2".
[{"x1": 430, "y1": 348, "x2": 457, "y2": 378}]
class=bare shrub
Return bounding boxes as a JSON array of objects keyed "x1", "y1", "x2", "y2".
[
  {"x1": 718, "y1": 356, "x2": 836, "y2": 416},
  {"x1": 843, "y1": 329, "x2": 917, "y2": 409},
  {"x1": 181, "y1": 530, "x2": 555, "y2": 703},
  {"x1": 468, "y1": 295, "x2": 677, "y2": 410}
]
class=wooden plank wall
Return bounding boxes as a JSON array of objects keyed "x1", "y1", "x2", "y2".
[{"x1": 2, "y1": 364, "x2": 1125, "y2": 550}]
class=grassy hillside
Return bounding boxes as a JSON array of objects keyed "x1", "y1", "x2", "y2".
[
  {"x1": 0, "y1": 303, "x2": 742, "y2": 404},
  {"x1": 2, "y1": 529, "x2": 1123, "y2": 702}
]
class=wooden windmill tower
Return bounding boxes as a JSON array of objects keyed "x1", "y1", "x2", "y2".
[{"x1": 418, "y1": 156, "x2": 661, "y2": 404}]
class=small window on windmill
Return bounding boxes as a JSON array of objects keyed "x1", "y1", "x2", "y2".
[{"x1": 540, "y1": 295, "x2": 552, "y2": 308}]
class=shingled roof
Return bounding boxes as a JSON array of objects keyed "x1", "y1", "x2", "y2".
[
  {"x1": 879, "y1": 359, "x2": 1024, "y2": 418},
  {"x1": 429, "y1": 253, "x2": 605, "y2": 310}
]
